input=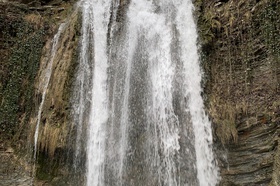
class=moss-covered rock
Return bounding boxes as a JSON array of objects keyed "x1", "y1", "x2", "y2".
[
  {"x1": 0, "y1": 2, "x2": 47, "y2": 142},
  {"x1": 0, "y1": 1, "x2": 80, "y2": 184},
  {"x1": 195, "y1": 0, "x2": 280, "y2": 184},
  {"x1": 29, "y1": 7, "x2": 82, "y2": 183}
]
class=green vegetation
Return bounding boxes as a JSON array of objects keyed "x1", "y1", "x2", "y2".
[
  {"x1": 0, "y1": 10, "x2": 47, "y2": 140},
  {"x1": 0, "y1": 1, "x2": 81, "y2": 183},
  {"x1": 195, "y1": 0, "x2": 279, "y2": 144}
]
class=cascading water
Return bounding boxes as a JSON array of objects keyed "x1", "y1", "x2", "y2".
[
  {"x1": 77, "y1": 0, "x2": 112, "y2": 185},
  {"x1": 76, "y1": 0, "x2": 220, "y2": 185},
  {"x1": 72, "y1": 1, "x2": 95, "y2": 170},
  {"x1": 33, "y1": 23, "x2": 66, "y2": 165}
]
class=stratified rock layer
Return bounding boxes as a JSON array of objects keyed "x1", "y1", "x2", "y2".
[{"x1": 195, "y1": 0, "x2": 280, "y2": 185}]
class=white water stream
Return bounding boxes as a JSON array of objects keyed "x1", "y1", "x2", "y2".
[
  {"x1": 76, "y1": 0, "x2": 220, "y2": 185},
  {"x1": 32, "y1": 23, "x2": 66, "y2": 182},
  {"x1": 33, "y1": 23, "x2": 66, "y2": 161},
  {"x1": 78, "y1": 0, "x2": 112, "y2": 185}
]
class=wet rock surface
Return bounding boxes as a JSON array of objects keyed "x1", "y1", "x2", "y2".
[
  {"x1": 195, "y1": 0, "x2": 280, "y2": 185},
  {"x1": 0, "y1": 146, "x2": 32, "y2": 186},
  {"x1": 220, "y1": 123, "x2": 279, "y2": 185}
]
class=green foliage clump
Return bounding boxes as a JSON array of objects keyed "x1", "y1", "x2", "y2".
[{"x1": 0, "y1": 15, "x2": 47, "y2": 139}]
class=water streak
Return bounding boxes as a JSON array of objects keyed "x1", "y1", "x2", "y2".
[
  {"x1": 175, "y1": 1, "x2": 220, "y2": 184},
  {"x1": 32, "y1": 23, "x2": 66, "y2": 180},
  {"x1": 72, "y1": 1, "x2": 94, "y2": 170}
]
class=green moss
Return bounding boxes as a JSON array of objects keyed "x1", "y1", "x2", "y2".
[{"x1": 0, "y1": 14, "x2": 47, "y2": 139}]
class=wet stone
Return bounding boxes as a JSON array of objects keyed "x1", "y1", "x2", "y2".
[{"x1": 0, "y1": 150, "x2": 32, "y2": 186}]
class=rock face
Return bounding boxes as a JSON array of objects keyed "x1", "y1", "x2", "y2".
[
  {"x1": 0, "y1": 1, "x2": 81, "y2": 184},
  {"x1": 195, "y1": 0, "x2": 280, "y2": 185},
  {"x1": 0, "y1": 149, "x2": 32, "y2": 186},
  {"x1": 0, "y1": 2, "x2": 46, "y2": 141},
  {"x1": 33, "y1": 9, "x2": 79, "y2": 159},
  {"x1": 30, "y1": 8, "x2": 80, "y2": 180}
]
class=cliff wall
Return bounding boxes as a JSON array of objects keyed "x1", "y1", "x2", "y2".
[
  {"x1": 0, "y1": 1, "x2": 81, "y2": 184},
  {"x1": 195, "y1": 0, "x2": 280, "y2": 185}
]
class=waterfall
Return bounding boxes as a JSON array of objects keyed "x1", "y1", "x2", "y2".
[
  {"x1": 32, "y1": 23, "x2": 66, "y2": 181},
  {"x1": 76, "y1": 0, "x2": 220, "y2": 185},
  {"x1": 72, "y1": 1, "x2": 94, "y2": 170},
  {"x1": 77, "y1": 0, "x2": 112, "y2": 185},
  {"x1": 175, "y1": 1, "x2": 220, "y2": 184}
]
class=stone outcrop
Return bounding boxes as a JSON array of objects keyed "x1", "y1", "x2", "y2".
[
  {"x1": 195, "y1": 0, "x2": 280, "y2": 185},
  {"x1": 32, "y1": 7, "x2": 79, "y2": 158},
  {"x1": 0, "y1": 0, "x2": 80, "y2": 184},
  {"x1": 29, "y1": 6, "x2": 81, "y2": 183}
]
